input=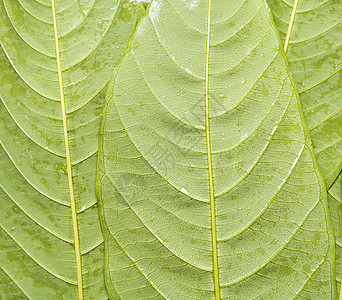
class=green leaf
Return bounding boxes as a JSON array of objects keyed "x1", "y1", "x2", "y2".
[
  {"x1": 98, "y1": 0, "x2": 336, "y2": 298},
  {"x1": 0, "y1": 0, "x2": 143, "y2": 298},
  {"x1": 328, "y1": 172, "x2": 342, "y2": 295},
  {"x1": 266, "y1": 0, "x2": 342, "y2": 294},
  {"x1": 266, "y1": 0, "x2": 342, "y2": 189}
]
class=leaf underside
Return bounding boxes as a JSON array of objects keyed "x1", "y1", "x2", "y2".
[
  {"x1": 0, "y1": 0, "x2": 143, "y2": 298},
  {"x1": 267, "y1": 0, "x2": 342, "y2": 189},
  {"x1": 328, "y1": 172, "x2": 342, "y2": 295},
  {"x1": 267, "y1": 0, "x2": 342, "y2": 293},
  {"x1": 98, "y1": 0, "x2": 336, "y2": 299}
]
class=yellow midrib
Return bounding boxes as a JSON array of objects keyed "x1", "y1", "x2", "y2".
[
  {"x1": 205, "y1": 0, "x2": 220, "y2": 299},
  {"x1": 51, "y1": 1, "x2": 83, "y2": 299},
  {"x1": 283, "y1": 0, "x2": 299, "y2": 53}
]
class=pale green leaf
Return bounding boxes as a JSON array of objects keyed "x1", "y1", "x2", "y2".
[
  {"x1": 328, "y1": 172, "x2": 342, "y2": 295},
  {"x1": 98, "y1": 0, "x2": 336, "y2": 298},
  {"x1": 0, "y1": 0, "x2": 143, "y2": 298},
  {"x1": 266, "y1": 0, "x2": 342, "y2": 189},
  {"x1": 266, "y1": 0, "x2": 342, "y2": 293}
]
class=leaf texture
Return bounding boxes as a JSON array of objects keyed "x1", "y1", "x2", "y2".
[
  {"x1": 266, "y1": 0, "x2": 342, "y2": 294},
  {"x1": 266, "y1": 0, "x2": 342, "y2": 189},
  {"x1": 98, "y1": 0, "x2": 336, "y2": 298},
  {"x1": 328, "y1": 172, "x2": 342, "y2": 295},
  {"x1": 0, "y1": 0, "x2": 143, "y2": 298}
]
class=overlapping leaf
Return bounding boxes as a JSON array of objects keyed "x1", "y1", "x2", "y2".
[
  {"x1": 328, "y1": 172, "x2": 342, "y2": 294},
  {"x1": 266, "y1": 0, "x2": 342, "y2": 294},
  {"x1": 98, "y1": 0, "x2": 336, "y2": 298},
  {"x1": 0, "y1": 0, "x2": 143, "y2": 298},
  {"x1": 267, "y1": 0, "x2": 342, "y2": 189}
]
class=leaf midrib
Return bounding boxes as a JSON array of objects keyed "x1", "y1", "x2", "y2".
[
  {"x1": 205, "y1": 1, "x2": 220, "y2": 299},
  {"x1": 51, "y1": 1, "x2": 83, "y2": 299},
  {"x1": 283, "y1": 0, "x2": 299, "y2": 53}
]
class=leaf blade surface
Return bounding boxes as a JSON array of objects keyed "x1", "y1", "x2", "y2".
[
  {"x1": 0, "y1": 0, "x2": 144, "y2": 298},
  {"x1": 267, "y1": 0, "x2": 342, "y2": 188},
  {"x1": 98, "y1": 0, "x2": 336, "y2": 298},
  {"x1": 266, "y1": 0, "x2": 342, "y2": 293},
  {"x1": 327, "y1": 172, "x2": 342, "y2": 295}
]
